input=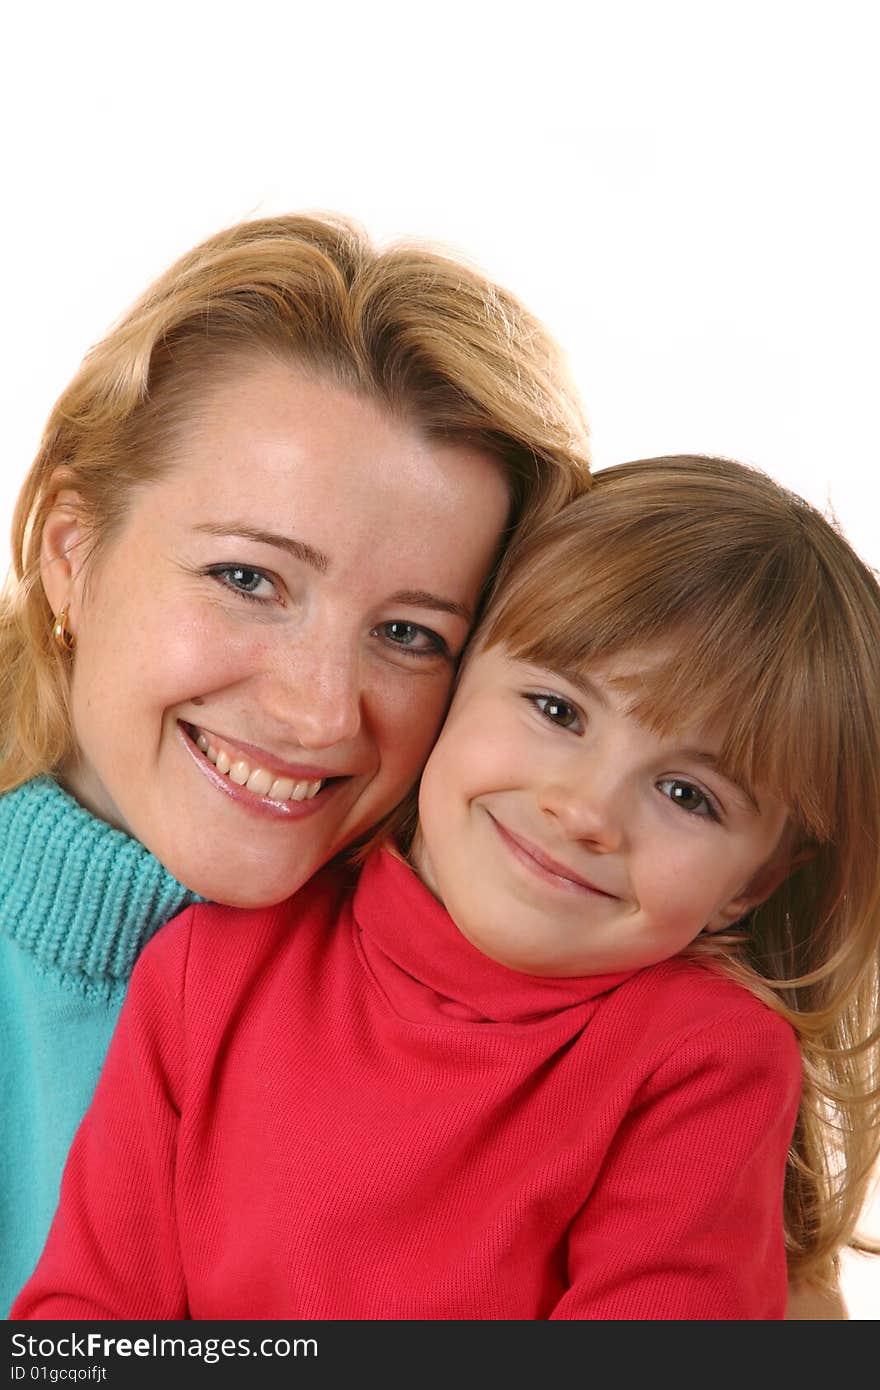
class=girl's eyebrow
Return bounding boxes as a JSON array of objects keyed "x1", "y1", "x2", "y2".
[
  {"x1": 538, "y1": 665, "x2": 610, "y2": 708},
  {"x1": 193, "y1": 523, "x2": 472, "y2": 622},
  {"x1": 677, "y1": 747, "x2": 759, "y2": 812}
]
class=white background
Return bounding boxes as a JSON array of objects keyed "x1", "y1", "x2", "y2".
[{"x1": 1, "y1": 0, "x2": 877, "y2": 1317}]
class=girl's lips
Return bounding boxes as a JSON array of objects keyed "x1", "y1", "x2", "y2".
[{"x1": 488, "y1": 814, "x2": 617, "y2": 898}]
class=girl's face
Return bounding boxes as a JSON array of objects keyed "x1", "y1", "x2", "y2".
[
  {"x1": 43, "y1": 362, "x2": 510, "y2": 906},
  {"x1": 412, "y1": 644, "x2": 791, "y2": 976}
]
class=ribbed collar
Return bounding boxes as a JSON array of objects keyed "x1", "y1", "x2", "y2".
[
  {"x1": 0, "y1": 776, "x2": 202, "y2": 987},
  {"x1": 353, "y1": 848, "x2": 635, "y2": 1026}
]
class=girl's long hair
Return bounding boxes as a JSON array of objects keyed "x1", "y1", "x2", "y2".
[{"x1": 478, "y1": 454, "x2": 880, "y2": 1287}]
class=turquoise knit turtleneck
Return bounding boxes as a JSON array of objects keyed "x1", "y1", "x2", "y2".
[{"x1": 0, "y1": 776, "x2": 202, "y2": 1317}]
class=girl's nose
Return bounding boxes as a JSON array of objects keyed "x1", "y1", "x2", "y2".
[{"x1": 538, "y1": 768, "x2": 624, "y2": 853}]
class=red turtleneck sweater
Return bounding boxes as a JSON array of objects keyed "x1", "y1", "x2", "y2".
[{"x1": 13, "y1": 849, "x2": 801, "y2": 1320}]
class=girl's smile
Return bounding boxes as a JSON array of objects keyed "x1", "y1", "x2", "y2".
[{"x1": 486, "y1": 812, "x2": 619, "y2": 899}]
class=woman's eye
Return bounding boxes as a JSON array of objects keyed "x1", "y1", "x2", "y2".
[
  {"x1": 529, "y1": 693, "x2": 583, "y2": 731},
  {"x1": 375, "y1": 621, "x2": 448, "y2": 658},
  {"x1": 209, "y1": 565, "x2": 277, "y2": 601},
  {"x1": 657, "y1": 778, "x2": 717, "y2": 820}
]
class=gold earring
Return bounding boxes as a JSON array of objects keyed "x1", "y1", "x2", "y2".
[{"x1": 53, "y1": 605, "x2": 76, "y2": 654}]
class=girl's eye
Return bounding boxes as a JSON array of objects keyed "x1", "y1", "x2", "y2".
[
  {"x1": 209, "y1": 565, "x2": 277, "y2": 601},
  {"x1": 374, "y1": 621, "x2": 449, "y2": 658},
  {"x1": 657, "y1": 778, "x2": 718, "y2": 820},
  {"x1": 528, "y1": 693, "x2": 583, "y2": 731}
]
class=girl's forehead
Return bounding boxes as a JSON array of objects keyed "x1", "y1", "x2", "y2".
[
  {"x1": 452, "y1": 639, "x2": 784, "y2": 812},
  {"x1": 465, "y1": 638, "x2": 685, "y2": 702},
  {"x1": 460, "y1": 637, "x2": 745, "y2": 753}
]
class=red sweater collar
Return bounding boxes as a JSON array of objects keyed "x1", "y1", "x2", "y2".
[{"x1": 352, "y1": 848, "x2": 637, "y2": 1026}]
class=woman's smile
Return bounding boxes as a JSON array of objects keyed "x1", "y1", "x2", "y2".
[{"x1": 179, "y1": 721, "x2": 338, "y2": 815}]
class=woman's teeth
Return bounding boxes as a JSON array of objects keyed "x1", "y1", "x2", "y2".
[{"x1": 194, "y1": 732, "x2": 324, "y2": 802}]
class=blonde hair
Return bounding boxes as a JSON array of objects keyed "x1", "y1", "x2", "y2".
[
  {"x1": 0, "y1": 213, "x2": 591, "y2": 793},
  {"x1": 478, "y1": 454, "x2": 880, "y2": 1288}
]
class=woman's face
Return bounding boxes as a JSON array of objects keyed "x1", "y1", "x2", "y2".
[{"x1": 46, "y1": 361, "x2": 510, "y2": 906}]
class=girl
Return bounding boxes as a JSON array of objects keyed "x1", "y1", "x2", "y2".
[
  {"x1": 14, "y1": 455, "x2": 879, "y2": 1318},
  {"x1": 0, "y1": 212, "x2": 591, "y2": 1315}
]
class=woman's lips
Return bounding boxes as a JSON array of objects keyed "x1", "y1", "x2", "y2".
[
  {"x1": 488, "y1": 813, "x2": 617, "y2": 898},
  {"x1": 181, "y1": 721, "x2": 341, "y2": 783},
  {"x1": 178, "y1": 722, "x2": 347, "y2": 820}
]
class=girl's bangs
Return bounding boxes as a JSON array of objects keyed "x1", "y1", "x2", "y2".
[{"x1": 480, "y1": 481, "x2": 858, "y2": 845}]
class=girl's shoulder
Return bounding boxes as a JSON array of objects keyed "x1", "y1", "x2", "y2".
[
  {"x1": 110, "y1": 863, "x2": 355, "y2": 1069},
  {"x1": 188, "y1": 860, "x2": 352, "y2": 937},
  {"x1": 605, "y1": 953, "x2": 802, "y2": 1078},
  {"x1": 135, "y1": 861, "x2": 354, "y2": 1002}
]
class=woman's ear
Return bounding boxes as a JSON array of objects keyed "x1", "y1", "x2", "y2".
[{"x1": 40, "y1": 479, "x2": 90, "y2": 619}]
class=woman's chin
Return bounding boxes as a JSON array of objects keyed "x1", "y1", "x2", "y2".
[{"x1": 168, "y1": 852, "x2": 319, "y2": 909}]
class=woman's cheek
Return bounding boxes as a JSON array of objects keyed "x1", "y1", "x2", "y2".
[
  {"x1": 375, "y1": 667, "x2": 456, "y2": 772},
  {"x1": 161, "y1": 607, "x2": 272, "y2": 700}
]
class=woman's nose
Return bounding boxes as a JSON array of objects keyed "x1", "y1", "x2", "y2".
[
  {"x1": 538, "y1": 767, "x2": 624, "y2": 853},
  {"x1": 263, "y1": 634, "x2": 364, "y2": 750}
]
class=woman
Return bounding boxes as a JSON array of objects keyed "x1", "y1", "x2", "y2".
[{"x1": 0, "y1": 212, "x2": 591, "y2": 1313}]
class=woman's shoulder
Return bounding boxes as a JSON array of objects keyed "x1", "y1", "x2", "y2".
[{"x1": 0, "y1": 775, "x2": 201, "y2": 996}]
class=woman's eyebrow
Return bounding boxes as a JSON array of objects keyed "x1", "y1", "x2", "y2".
[
  {"x1": 193, "y1": 522, "x2": 329, "y2": 573},
  {"x1": 388, "y1": 591, "x2": 472, "y2": 622},
  {"x1": 193, "y1": 524, "x2": 471, "y2": 621}
]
